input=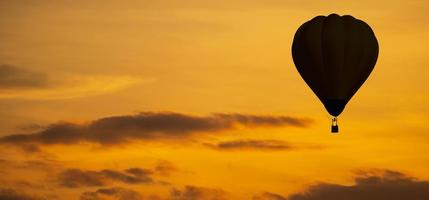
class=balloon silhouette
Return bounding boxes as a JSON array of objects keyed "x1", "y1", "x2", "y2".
[{"x1": 292, "y1": 14, "x2": 379, "y2": 133}]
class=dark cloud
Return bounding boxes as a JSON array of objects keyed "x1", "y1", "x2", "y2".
[
  {"x1": 169, "y1": 185, "x2": 228, "y2": 200},
  {"x1": 253, "y1": 192, "x2": 287, "y2": 200},
  {"x1": 0, "y1": 188, "x2": 44, "y2": 200},
  {"x1": 287, "y1": 169, "x2": 429, "y2": 200},
  {"x1": 80, "y1": 187, "x2": 142, "y2": 200},
  {"x1": 0, "y1": 65, "x2": 50, "y2": 90},
  {"x1": 0, "y1": 112, "x2": 311, "y2": 146},
  {"x1": 204, "y1": 139, "x2": 293, "y2": 151},
  {"x1": 57, "y1": 168, "x2": 153, "y2": 188}
]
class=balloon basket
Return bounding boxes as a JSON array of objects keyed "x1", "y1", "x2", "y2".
[{"x1": 331, "y1": 117, "x2": 339, "y2": 133}]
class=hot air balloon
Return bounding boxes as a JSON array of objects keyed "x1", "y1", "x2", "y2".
[{"x1": 291, "y1": 14, "x2": 379, "y2": 133}]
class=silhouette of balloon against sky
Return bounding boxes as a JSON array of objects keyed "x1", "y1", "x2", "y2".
[{"x1": 292, "y1": 13, "x2": 379, "y2": 132}]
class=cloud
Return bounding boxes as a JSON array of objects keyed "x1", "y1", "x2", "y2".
[
  {"x1": 0, "y1": 158, "x2": 61, "y2": 172},
  {"x1": 204, "y1": 139, "x2": 325, "y2": 151},
  {"x1": 253, "y1": 192, "x2": 287, "y2": 200},
  {"x1": 154, "y1": 160, "x2": 177, "y2": 176},
  {"x1": 0, "y1": 65, "x2": 50, "y2": 89},
  {"x1": 0, "y1": 188, "x2": 44, "y2": 200},
  {"x1": 80, "y1": 187, "x2": 142, "y2": 200},
  {"x1": 79, "y1": 185, "x2": 228, "y2": 200},
  {"x1": 19, "y1": 159, "x2": 61, "y2": 171},
  {"x1": 17, "y1": 124, "x2": 45, "y2": 132},
  {"x1": 211, "y1": 113, "x2": 310, "y2": 127},
  {"x1": 124, "y1": 168, "x2": 153, "y2": 178},
  {"x1": 169, "y1": 185, "x2": 228, "y2": 200},
  {"x1": 14, "y1": 181, "x2": 47, "y2": 191},
  {"x1": 287, "y1": 169, "x2": 429, "y2": 200},
  {"x1": 57, "y1": 168, "x2": 153, "y2": 188},
  {"x1": 204, "y1": 139, "x2": 293, "y2": 151},
  {"x1": 20, "y1": 144, "x2": 42, "y2": 153},
  {"x1": 0, "y1": 64, "x2": 145, "y2": 100},
  {"x1": 0, "y1": 112, "x2": 311, "y2": 146}
]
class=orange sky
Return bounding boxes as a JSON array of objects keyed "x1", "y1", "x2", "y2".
[{"x1": 1, "y1": 1, "x2": 429, "y2": 200}]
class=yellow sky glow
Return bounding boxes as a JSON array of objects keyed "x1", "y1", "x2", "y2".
[{"x1": 0, "y1": 1, "x2": 429, "y2": 199}]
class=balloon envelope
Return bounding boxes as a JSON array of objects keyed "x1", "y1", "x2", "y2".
[{"x1": 292, "y1": 13, "x2": 378, "y2": 117}]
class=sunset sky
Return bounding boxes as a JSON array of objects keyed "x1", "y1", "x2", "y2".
[{"x1": 1, "y1": 1, "x2": 429, "y2": 199}]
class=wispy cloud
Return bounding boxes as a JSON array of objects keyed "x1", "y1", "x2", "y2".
[
  {"x1": 204, "y1": 139, "x2": 293, "y2": 151},
  {"x1": 0, "y1": 158, "x2": 61, "y2": 172},
  {"x1": 0, "y1": 65, "x2": 50, "y2": 89},
  {"x1": 0, "y1": 112, "x2": 312, "y2": 147},
  {"x1": 57, "y1": 168, "x2": 153, "y2": 188},
  {"x1": 0, "y1": 64, "x2": 146, "y2": 100},
  {"x1": 204, "y1": 139, "x2": 324, "y2": 151},
  {"x1": 155, "y1": 160, "x2": 177, "y2": 176}
]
